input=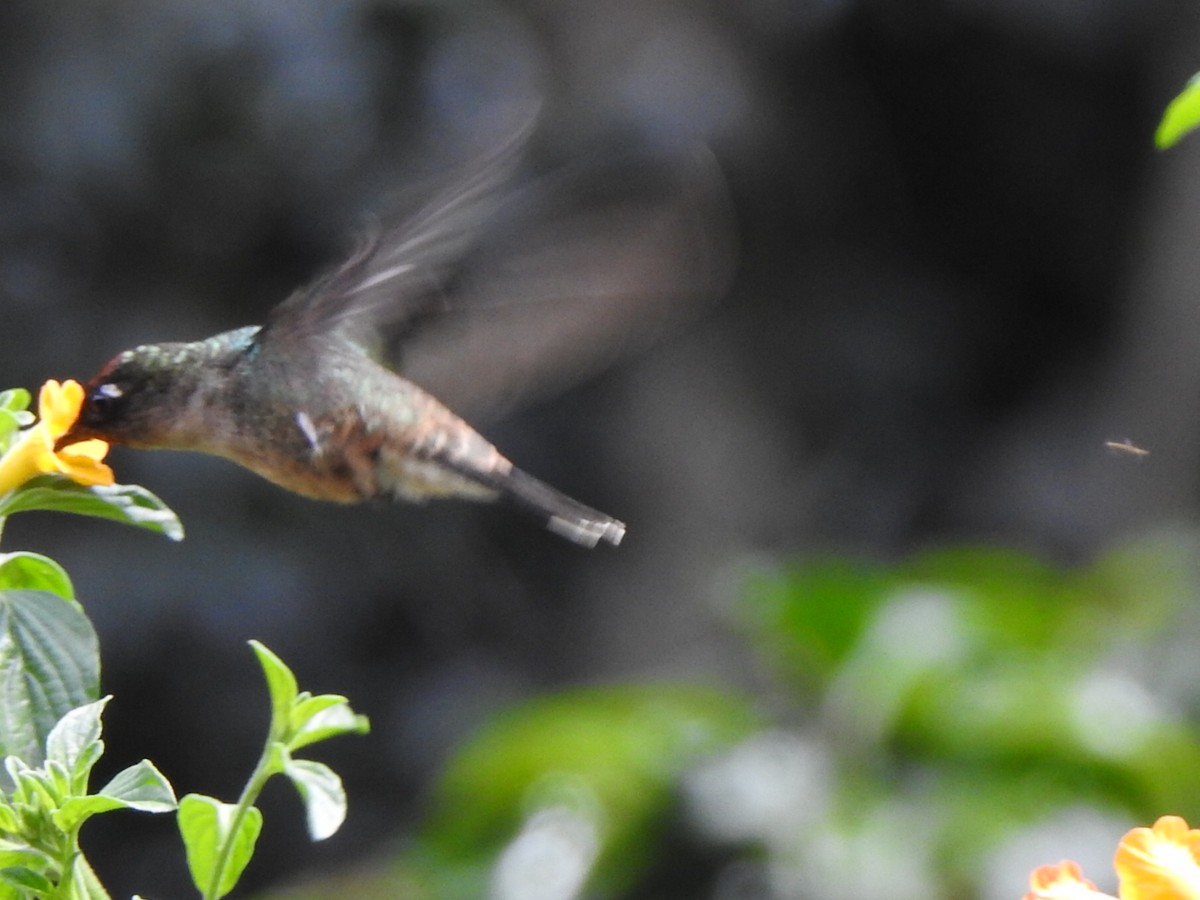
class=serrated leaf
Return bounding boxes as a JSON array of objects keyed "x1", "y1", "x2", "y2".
[
  {"x1": 281, "y1": 757, "x2": 347, "y2": 841},
  {"x1": 45, "y1": 698, "x2": 109, "y2": 779},
  {"x1": 0, "y1": 479, "x2": 183, "y2": 541},
  {"x1": 249, "y1": 642, "x2": 297, "y2": 737},
  {"x1": 0, "y1": 590, "x2": 99, "y2": 772},
  {"x1": 0, "y1": 553, "x2": 74, "y2": 601},
  {"x1": 1157, "y1": 72, "x2": 1200, "y2": 149},
  {"x1": 288, "y1": 697, "x2": 369, "y2": 752},
  {"x1": 178, "y1": 794, "x2": 262, "y2": 899},
  {"x1": 97, "y1": 759, "x2": 176, "y2": 812}
]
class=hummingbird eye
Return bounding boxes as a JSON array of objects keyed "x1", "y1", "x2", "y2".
[{"x1": 86, "y1": 382, "x2": 126, "y2": 421}]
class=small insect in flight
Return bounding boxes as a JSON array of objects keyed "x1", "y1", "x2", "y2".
[{"x1": 1105, "y1": 439, "x2": 1150, "y2": 458}]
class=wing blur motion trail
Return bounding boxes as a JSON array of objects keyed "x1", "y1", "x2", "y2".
[
  {"x1": 402, "y1": 144, "x2": 737, "y2": 420},
  {"x1": 259, "y1": 117, "x2": 538, "y2": 356},
  {"x1": 265, "y1": 125, "x2": 735, "y2": 421}
]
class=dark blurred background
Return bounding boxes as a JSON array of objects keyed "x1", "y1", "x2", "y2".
[{"x1": 4, "y1": 0, "x2": 1200, "y2": 897}]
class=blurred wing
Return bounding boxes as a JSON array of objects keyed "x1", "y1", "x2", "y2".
[
  {"x1": 400, "y1": 145, "x2": 736, "y2": 420},
  {"x1": 256, "y1": 116, "x2": 536, "y2": 354}
]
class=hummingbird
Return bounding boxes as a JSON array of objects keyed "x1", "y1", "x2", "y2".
[{"x1": 54, "y1": 132, "x2": 629, "y2": 547}]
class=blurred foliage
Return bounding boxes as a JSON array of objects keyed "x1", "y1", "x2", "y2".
[
  {"x1": 407, "y1": 685, "x2": 759, "y2": 897},
  {"x1": 1157, "y1": 72, "x2": 1200, "y2": 149},
  {"x1": 268, "y1": 534, "x2": 1200, "y2": 898},
  {"x1": 733, "y1": 538, "x2": 1200, "y2": 896},
  {"x1": 272, "y1": 685, "x2": 760, "y2": 899}
]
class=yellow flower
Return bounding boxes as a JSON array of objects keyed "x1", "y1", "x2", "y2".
[
  {"x1": 0, "y1": 380, "x2": 113, "y2": 494},
  {"x1": 1115, "y1": 816, "x2": 1200, "y2": 900},
  {"x1": 1024, "y1": 861, "x2": 1114, "y2": 899},
  {"x1": 1023, "y1": 817, "x2": 1200, "y2": 900}
]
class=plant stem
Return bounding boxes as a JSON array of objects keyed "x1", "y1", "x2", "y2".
[
  {"x1": 52, "y1": 828, "x2": 111, "y2": 899},
  {"x1": 203, "y1": 745, "x2": 278, "y2": 900},
  {"x1": 53, "y1": 827, "x2": 80, "y2": 900}
]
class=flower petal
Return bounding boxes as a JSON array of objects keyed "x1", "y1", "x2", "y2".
[
  {"x1": 0, "y1": 427, "x2": 52, "y2": 495},
  {"x1": 62, "y1": 439, "x2": 109, "y2": 462},
  {"x1": 54, "y1": 454, "x2": 114, "y2": 487},
  {"x1": 38, "y1": 379, "x2": 86, "y2": 439},
  {"x1": 0, "y1": 381, "x2": 114, "y2": 492},
  {"x1": 1116, "y1": 816, "x2": 1200, "y2": 900},
  {"x1": 1024, "y1": 861, "x2": 1114, "y2": 900}
]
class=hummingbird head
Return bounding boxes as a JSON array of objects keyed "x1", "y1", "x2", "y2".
[{"x1": 56, "y1": 345, "x2": 189, "y2": 451}]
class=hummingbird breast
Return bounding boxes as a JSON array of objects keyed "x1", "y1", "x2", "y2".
[{"x1": 225, "y1": 356, "x2": 510, "y2": 506}]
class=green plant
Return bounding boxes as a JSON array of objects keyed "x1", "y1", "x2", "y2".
[
  {"x1": 1156, "y1": 72, "x2": 1200, "y2": 148},
  {"x1": 178, "y1": 642, "x2": 369, "y2": 900},
  {"x1": 0, "y1": 382, "x2": 368, "y2": 899}
]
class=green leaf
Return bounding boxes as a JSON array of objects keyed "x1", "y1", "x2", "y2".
[
  {"x1": 178, "y1": 794, "x2": 262, "y2": 900},
  {"x1": 288, "y1": 697, "x2": 370, "y2": 752},
  {"x1": 0, "y1": 416, "x2": 26, "y2": 457},
  {"x1": 44, "y1": 760, "x2": 71, "y2": 803},
  {"x1": 52, "y1": 796, "x2": 127, "y2": 833},
  {"x1": 0, "y1": 867, "x2": 53, "y2": 895},
  {"x1": 0, "y1": 841, "x2": 47, "y2": 871},
  {"x1": 0, "y1": 590, "x2": 100, "y2": 769},
  {"x1": 281, "y1": 756, "x2": 347, "y2": 841},
  {"x1": 67, "y1": 741, "x2": 105, "y2": 795},
  {"x1": 0, "y1": 553, "x2": 74, "y2": 601},
  {"x1": 418, "y1": 685, "x2": 759, "y2": 896},
  {"x1": 97, "y1": 759, "x2": 176, "y2": 812},
  {"x1": 0, "y1": 392, "x2": 32, "y2": 457},
  {"x1": 70, "y1": 856, "x2": 112, "y2": 900},
  {"x1": 289, "y1": 694, "x2": 350, "y2": 730},
  {"x1": 1157, "y1": 72, "x2": 1200, "y2": 149},
  {"x1": 0, "y1": 479, "x2": 183, "y2": 541},
  {"x1": 0, "y1": 391, "x2": 31, "y2": 415},
  {"x1": 53, "y1": 760, "x2": 177, "y2": 832},
  {"x1": 6, "y1": 763, "x2": 59, "y2": 812},
  {"x1": 739, "y1": 558, "x2": 894, "y2": 687},
  {"x1": 249, "y1": 641, "x2": 297, "y2": 738},
  {"x1": 45, "y1": 698, "x2": 109, "y2": 780}
]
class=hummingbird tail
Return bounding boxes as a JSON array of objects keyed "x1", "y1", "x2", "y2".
[{"x1": 499, "y1": 467, "x2": 626, "y2": 548}]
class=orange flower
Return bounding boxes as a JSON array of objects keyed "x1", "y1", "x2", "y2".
[
  {"x1": 1115, "y1": 816, "x2": 1200, "y2": 900},
  {"x1": 0, "y1": 380, "x2": 113, "y2": 493},
  {"x1": 1024, "y1": 861, "x2": 1114, "y2": 899},
  {"x1": 1023, "y1": 817, "x2": 1200, "y2": 900}
]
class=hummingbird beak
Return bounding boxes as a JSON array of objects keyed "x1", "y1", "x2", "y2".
[{"x1": 54, "y1": 424, "x2": 97, "y2": 452}]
